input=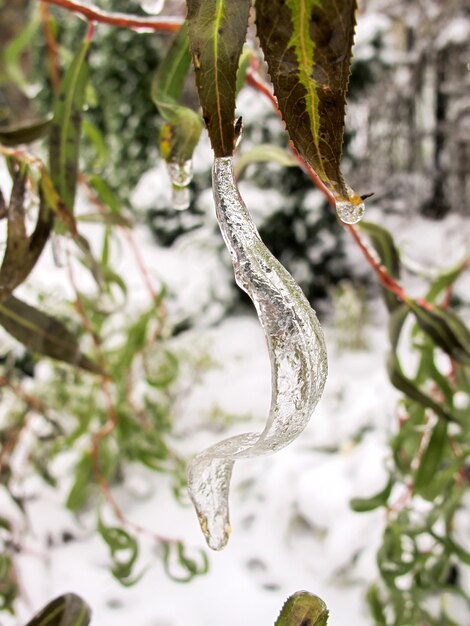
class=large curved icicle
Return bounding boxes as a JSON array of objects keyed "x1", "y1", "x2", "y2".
[{"x1": 187, "y1": 157, "x2": 328, "y2": 550}]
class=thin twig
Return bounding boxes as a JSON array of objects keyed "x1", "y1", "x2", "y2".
[
  {"x1": 39, "y1": 0, "x2": 183, "y2": 32},
  {"x1": 39, "y1": 2, "x2": 61, "y2": 92}
]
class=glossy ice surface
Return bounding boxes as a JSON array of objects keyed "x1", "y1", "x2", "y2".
[{"x1": 187, "y1": 157, "x2": 328, "y2": 550}]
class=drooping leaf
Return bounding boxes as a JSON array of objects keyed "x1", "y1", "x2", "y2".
[
  {"x1": 408, "y1": 300, "x2": 470, "y2": 366},
  {"x1": 161, "y1": 541, "x2": 209, "y2": 583},
  {"x1": 98, "y1": 520, "x2": 142, "y2": 585},
  {"x1": 275, "y1": 591, "x2": 329, "y2": 626},
  {"x1": 0, "y1": 116, "x2": 52, "y2": 146},
  {"x1": 350, "y1": 477, "x2": 394, "y2": 512},
  {"x1": 0, "y1": 296, "x2": 100, "y2": 373},
  {"x1": 49, "y1": 29, "x2": 91, "y2": 213},
  {"x1": 24, "y1": 594, "x2": 91, "y2": 626},
  {"x1": 414, "y1": 418, "x2": 448, "y2": 495},
  {"x1": 186, "y1": 0, "x2": 251, "y2": 156},
  {"x1": 0, "y1": 169, "x2": 53, "y2": 302},
  {"x1": 151, "y1": 23, "x2": 203, "y2": 164},
  {"x1": 386, "y1": 352, "x2": 454, "y2": 423},
  {"x1": 234, "y1": 144, "x2": 297, "y2": 179},
  {"x1": 358, "y1": 220, "x2": 401, "y2": 310},
  {"x1": 255, "y1": 0, "x2": 362, "y2": 211}
]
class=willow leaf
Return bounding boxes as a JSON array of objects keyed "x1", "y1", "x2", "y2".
[
  {"x1": 0, "y1": 115, "x2": 52, "y2": 146},
  {"x1": 24, "y1": 594, "x2": 91, "y2": 626},
  {"x1": 275, "y1": 592, "x2": 329, "y2": 626},
  {"x1": 50, "y1": 30, "x2": 91, "y2": 213},
  {"x1": 256, "y1": 0, "x2": 362, "y2": 210},
  {"x1": 186, "y1": 0, "x2": 251, "y2": 157},
  {"x1": 152, "y1": 23, "x2": 202, "y2": 164},
  {"x1": 0, "y1": 296, "x2": 100, "y2": 373}
]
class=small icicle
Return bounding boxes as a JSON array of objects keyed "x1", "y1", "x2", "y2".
[
  {"x1": 187, "y1": 157, "x2": 328, "y2": 550},
  {"x1": 167, "y1": 160, "x2": 193, "y2": 211},
  {"x1": 139, "y1": 0, "x2": 164, "y2": 15}
]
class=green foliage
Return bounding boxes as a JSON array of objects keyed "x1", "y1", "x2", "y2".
[
  {"x1": 23, "y1": 594, "x2": 91, "y2": 626},
  {"x1": 275, "y1": 592, "x2": 329, "y2": 626},
  {"x1": 352, "y1": 222, "x2": 470, "y2": 626}
]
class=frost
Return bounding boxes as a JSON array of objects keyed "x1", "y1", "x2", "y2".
[{"x1": 187, "y1": 157, "x2": 328, "y2": 550}]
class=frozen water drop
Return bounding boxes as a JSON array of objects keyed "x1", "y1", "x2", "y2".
[
  {"x1": 139, "y1": 0, "x2": 164, "y2": 15},
  {"x1": 335, "y1": 198, "x2": 365, "y2": 225},
  {"x1": 167, "y1": 160, "x2": 193, "y2": 188},
  {"x1": 166, "y1": 160, "x2": 193, "y2": 210},
  {"x1": 171, "y1": 185, "x2": 190, "y2": 211}
]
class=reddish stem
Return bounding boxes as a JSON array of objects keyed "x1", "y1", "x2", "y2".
[
  {"x1": 39, "y1": 2, "x2": 61, "y2": 92},
  {"x1": 39, "y1": 0, "x2": 183, "y2": 32}
]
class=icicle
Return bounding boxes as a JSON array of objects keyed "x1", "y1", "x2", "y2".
[
  {"x1": 187, "y1": 157, "x2": 328, "y2": 550},
  {"x1": 139, "y1": 0, "x2": 164, "y2": 15},
  {"x1": 167, "y1": 160, "x2": 193, "y2": 211}
]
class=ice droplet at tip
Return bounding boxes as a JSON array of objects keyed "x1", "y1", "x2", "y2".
[
  {"x1": 167, "y1": 160, "x2": 193, "y2": 211},
  {"x1": 335, "y1": 198, "x2": 365, "y2": 225}
]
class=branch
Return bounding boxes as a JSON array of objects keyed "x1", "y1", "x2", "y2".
[
  {"x1": 245, "y1": 66, "x2": 431, "y2": 309},
  {"x1": 39, "y1": 0, "x2": 183, "y2": 32}
]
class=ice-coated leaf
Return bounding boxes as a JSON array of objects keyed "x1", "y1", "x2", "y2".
[
  {"x1": 151, "y1": 23, "x2": 203, "y2": 165},
  {"x1": 187, "y1": 158, "x2": 327, "y2": 550},
  {"x1": 24, "y1": 594, "x2": 91, "y2": 626},
  {"x1": 186, "y1": 0, "x2": 251, "y2": 157},
  {"x1": 0, "y1": 296, "x2": 100, "y2": 373},
  {"x1": 255, "y1": 0, "x2": 365, "y2": 223},
  {"x1": 275, "y1": 591, "x2": 329, "y2": 626},
  {"x1": 50, "y1": 30, "x2": 91, "y2": 213}
]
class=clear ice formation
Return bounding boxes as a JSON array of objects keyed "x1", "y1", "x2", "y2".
[
  {"x1": 335, "y1": 197, "x2": 365, "y2": 225},
  {"x1": 139, "y1": 0, "x2": 164, "y2": 15},
  {"x1": 167, "y1": 160, "x2": 193, "y2": 211},
  {"x1": 187, "y1": 157, "x2": 328, "y2": 550}
]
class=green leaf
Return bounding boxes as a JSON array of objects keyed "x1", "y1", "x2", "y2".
[
  {"x1": 235, "y1": 46, "x2": 252, "y2": 96},
  {"x1": 0, "y1": 296, "x2": 100, "y2": 373},
  {"x1": 414, "y1": 418, "x2": 448, "y2": 494},
  {"x1": 358, "y1": 221, "x2": 401, "y2": 310},
  {"x1": 49, "y1": 30, "x2": 91, "y2": 213},
  {"x1": 387, "y1": 352, "x2": 455, "y2": 423},
  {"x1": 0, "y1": 167, "x2": 54, "y2": 302},
  {"x1": 426, "y1": 259, "x2": 469, "y2": 303},
  {"x1": 350, "y1": 477, "x2": 394, "y2": 512},
  {"x1": 408, "y1": 301, "x2": 470, "y2": 366},
  {"x1": 256, "y1": 0, "x2": 362, "y2": 208},
  {"x1": 0, "y1": 116, "x2": 52, "y2": 146},
  {"x1": 161, "y1": 541, "x2": 209, "y2": 583},
  {"x1": 24, "y1": 594, "x2": 91, "y2": 626},
  {"x1": 365, "y1": 584, "x2": 387, "y2": 626},
  {"x1": 152, "y1": 23, "x2": 203, "y2": 164},
  {"x1": 66, "y1": 452, "x2": 94, "y2": 512},
  {"x1": 186, "y1": 0, "x2": 251, "y2": 157},
  {"x1": 275, "y1": 592, "x2": 329, "y2": 626},
  {"x1": 98, "y1": 520, "x2": 141, "y2": 585},
  {"x1": 234, "y1": 144, "x2": 298, "y2": 179}
]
